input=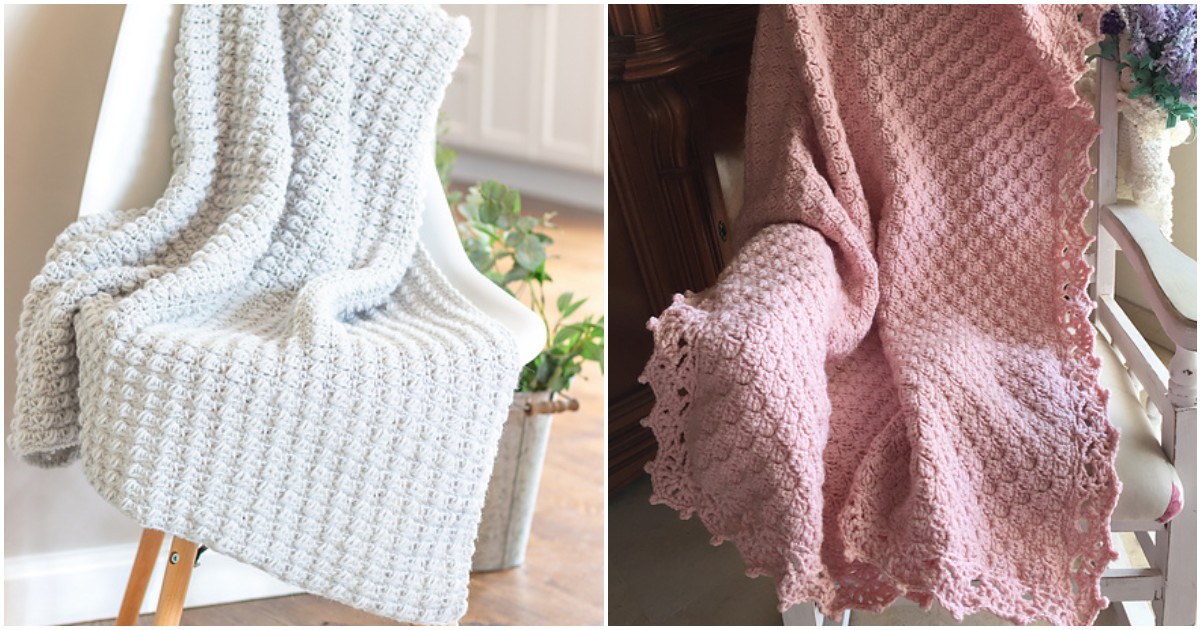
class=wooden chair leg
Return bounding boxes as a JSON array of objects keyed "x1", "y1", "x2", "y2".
[
  {"x1": 152, "y1": 537, "x2": 200, "y2": 626},
  {"x1": 117, "y1": 529, "x2": 166, "y2": 625}
]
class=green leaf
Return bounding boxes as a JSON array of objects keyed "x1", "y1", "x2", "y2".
[
  {"x1": 552, "y1": 323, "x2": 580, "y2": 348},
  {"x1": 436, "y1": 145, "x2": 457, "y2": 191},
  {"x1": 515, "y1": 236, "x2": 546, "y2": 271},
  {"x1": 457, "y1": 193, "x2": 480, "y2": 222},
  {"x1": 556, "y1": 292, "x2": 575, "y2": 313},
  {"x1": 441, "y1": 115, "x2": 606, "y2": 396},
  {"x1": 505, "y1": 230, "x2": 524, "y2": 248},
  {"x1": 1094, "y1": 37, "x2": 1120, "y2": 62},
  {"x1": 534, "y1": 354, "x2": 555, "y2": 388},
  {"x1": 501, "y1": 265, "x2": 532, "y2": 287},
  {"x1": 1128, "y1": 84, "x2": 1152, "y2": 99},
  {"x1": 478, "y1": 199, "x2": 500, "y2": 224},
  {"x1": 580, "y1": 341, "x2": 603, "y2": 362},
  {"x1": 560, "y1": 296, "x2": 586, "y2": 320},
  {"x1": 516, "y1": 216, "x2": 539, "y2": 233},
  {"x1": 466, "y1": 249, "x2": 494, "y2": 273},
  {"x1": 473, "y1": 223, "x2": 502, "y2": 243},
  {"x1": 516, "y1": 361, "x2": 538, "y2": 392},
  {"x1": 508, "y1": 190, "x2": 522, "y2": 216},
  {"x1": 476, "y1": 181, "x2": 507, "y2": 224}
]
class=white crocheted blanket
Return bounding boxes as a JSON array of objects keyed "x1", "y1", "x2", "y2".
[{"x1": 10, "y1": 6, "x2": 519, "y2": 624}]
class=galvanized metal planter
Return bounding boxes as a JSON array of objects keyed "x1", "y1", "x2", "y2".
[{"x1": 472, "y1": 392, "x2": 577, "y2": 572}]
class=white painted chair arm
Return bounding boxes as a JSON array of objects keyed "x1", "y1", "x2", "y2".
[{"x1": 1101, "y1": 201, "x2": 1198, "y2": 352}]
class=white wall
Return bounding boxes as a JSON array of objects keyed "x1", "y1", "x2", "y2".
[
  {"x1": 5, "y1": 3, "x2": 135, "y2": 556},
  {"x1": 2, "y1": 6, "x2": 187, "y2": 623}
]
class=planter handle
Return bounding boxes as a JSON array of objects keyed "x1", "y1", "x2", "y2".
[{"x1": 524, "y1": 396, "x2": 578, "y2": 415}]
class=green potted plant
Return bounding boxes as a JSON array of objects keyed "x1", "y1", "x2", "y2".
[{"x1": 437, "y1": 137, "x2": 604, "y2": 572}]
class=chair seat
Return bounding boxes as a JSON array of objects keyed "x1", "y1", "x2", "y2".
[{"x1": 1095, "y1": 333, "x2": 1184, "y2": 525}]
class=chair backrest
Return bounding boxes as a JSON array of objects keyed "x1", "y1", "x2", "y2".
[
  {"x1": 1091, "y1": 58, "x2": 1121, "y2": 311},
  {"x1": 1091, "y1": 56, "x2": 1197, "y2": 393},
  {"x1": 80, "y1": 5, "x2": 546, "y2": 362}
]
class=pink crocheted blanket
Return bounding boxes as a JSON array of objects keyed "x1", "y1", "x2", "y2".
[{"x1": 640, "y1": 5, "x2": 1118, "y2": 625}]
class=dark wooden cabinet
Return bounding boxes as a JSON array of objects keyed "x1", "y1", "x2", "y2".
[{"x1": 608, "y1": 5, "x2": 759, "y2": 493}]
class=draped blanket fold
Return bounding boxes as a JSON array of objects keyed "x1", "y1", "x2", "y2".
[
  {"x1": 10, "y1": 5, "x2": 518, "y2": 624},
  {"x1": 640, "y1": 5, "x2": 1120, "y2": 625}
]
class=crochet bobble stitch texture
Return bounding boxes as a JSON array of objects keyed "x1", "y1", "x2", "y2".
[
  {"x1": 11, "y1": 6, "x2": 519, "y2": 624},
  {"x1": 640, "y1": 5, "x2": 1119, "y2": 626}
]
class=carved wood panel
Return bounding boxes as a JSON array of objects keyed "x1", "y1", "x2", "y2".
[{"x1": 608, "y1": 4, "x2": 758, "y2": 493}]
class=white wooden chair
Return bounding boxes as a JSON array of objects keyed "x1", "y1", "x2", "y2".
[
  {"x1": 86, "y1": 5, "x2": 544, "y2": 625},
  {"x1": 782, "y1": 58, "x2": 1197, "y2": 627}
]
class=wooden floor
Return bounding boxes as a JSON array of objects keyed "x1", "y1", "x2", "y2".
[
  {"x1": 610, "y1": 476, "x2": 1127, "y2": 626},
  {"x1": 77, "y1": 199, "x2": 605, "y2": 626}
]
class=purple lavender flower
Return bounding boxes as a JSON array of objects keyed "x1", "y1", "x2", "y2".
[
  {"x1": 1165, "y1": 4, "x2": 1197, "y2": 37},
  {"x1": 1128, "y1": 8, "x2": 1150, "y2": 56},
  {"x1": 1143, "y1": 5, "x2": 1198, "y2": 101},
  {"x1": 1158, "y1": 36, "x2": 1197, "y2": 99},
  {"x1": 1130, "y1": 4, "x2": 1172, "y2": 42},
  {"x1": 1101, "y1": 8, "x2": 1127, "y2": 36},
  {"x1": 1117, "y1": 4, "x2": 1198, "y2": 115}
]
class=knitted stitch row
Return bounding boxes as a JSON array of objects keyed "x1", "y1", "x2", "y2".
[
  {"x1": 640, "y1": 5, "x2": 1119, "y2": 625},
  {"x1": 10, "y1": 6, "x2": 518, "y2": 624}
]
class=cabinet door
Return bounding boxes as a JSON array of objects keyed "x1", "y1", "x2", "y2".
[{"x1": 443, "y1": 5, "x2": 604, "y2": 175}]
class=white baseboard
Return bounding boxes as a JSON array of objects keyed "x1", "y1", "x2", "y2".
[
  {"x1": 448, "y1": 150, "x2": 603, "y2": 212},
  {"x1": 5, "y1": 542, "x2": 303, "y2": 625}
]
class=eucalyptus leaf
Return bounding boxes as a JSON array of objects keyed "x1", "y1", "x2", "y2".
[
  {"x1": 467, "y1": 249, "x2": 494, "y2": 272},
  {"x1": 517, "y1": 216, "x2": 539, "y2": 232},
  {"x1": 502, "y1": 265, "x2": 532, "y2": 286},
  {"x1": 515, "y1": 237, "x2": 546, "y2": 271},
  {"x1": 438, "y1": 125, "x2": 604, "y2": 397},
  {"x1": 505, "y1": 230, "x2": 524, "y2": 248}
]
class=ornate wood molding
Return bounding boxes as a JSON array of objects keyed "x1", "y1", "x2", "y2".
[{"x1": 607, "y1": 5, "x2": 758, "y2": 494}]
